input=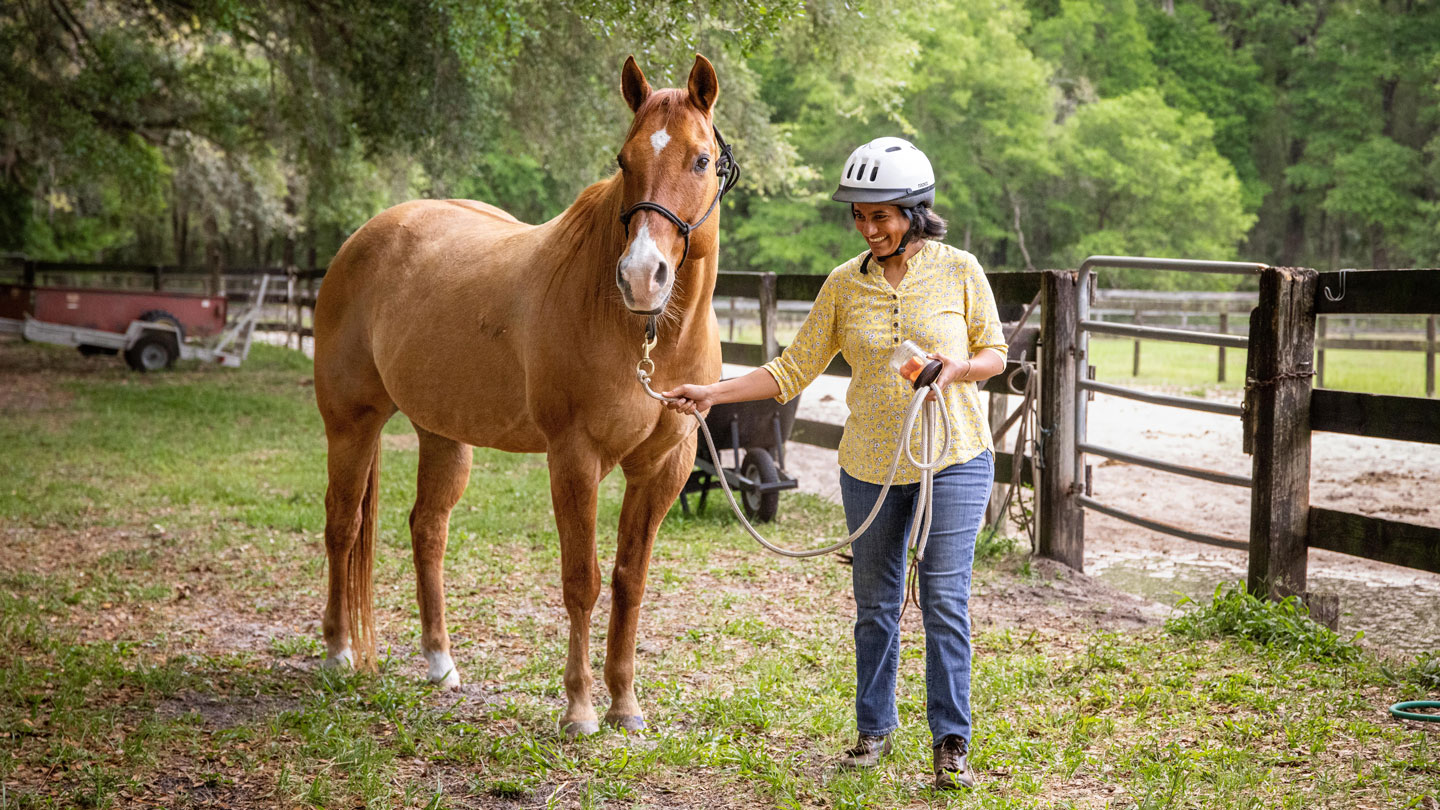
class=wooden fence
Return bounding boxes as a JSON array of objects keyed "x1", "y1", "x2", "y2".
[{"x1": 1039, "y1": 265, "x2": 1440, "y2": 619}]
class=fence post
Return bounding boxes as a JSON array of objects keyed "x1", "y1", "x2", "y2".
[
  {"x1": 758, "y1": 272, "x2": 779, "y2": 362},
  {"x1": 1217, "y1": 312, "x2": 1228, "y2": 383},
  {"x1": 1131, "y1": 310, "x2": 1142, "y2": 376},
  {"x1": 1244, "y1": 266, "x2": 1317, "y2": 602},
  {"x1": 986, "y1": 391, "x2": 1008, "y2": 528},
  {"x1": 1039, "y1": 270, "x2": 1084, "y2": 571},
  {"x1": 1427, "y1": 314, "x2": 1436, "y2": 398}
]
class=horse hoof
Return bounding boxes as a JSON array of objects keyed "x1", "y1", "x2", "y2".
[
  {"x1": 322, "y1": 648, "x2": 354, "y2": 670},
  {"x1": 425, "y1": 651, "x2": 461, "y2": 690},
  {"x1": 430, "y1": 670, "x2": 461, "y2": 691},
  {"x1": 561, "y1": 720, "x2": 600, "y2": 738},
  {"x1": 605, "y1": 714, "x2": 648, "y2": 733}
]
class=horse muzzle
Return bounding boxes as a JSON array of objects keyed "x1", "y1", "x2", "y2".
[{"x1": 616, "y1": 221, "x2": 675, "y2": 313}]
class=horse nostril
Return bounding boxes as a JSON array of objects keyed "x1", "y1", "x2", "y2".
[{"x1": 654, "y1": 261, "x2": 668, "y2": 288}]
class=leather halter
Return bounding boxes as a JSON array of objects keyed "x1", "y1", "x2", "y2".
[{"x1": 617, "y1": 125, "x2": 741, "y2": 272}]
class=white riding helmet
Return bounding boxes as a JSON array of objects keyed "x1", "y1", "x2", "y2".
[{"x1": 832, "y1": 137, "x2": 936, "y2": 207}]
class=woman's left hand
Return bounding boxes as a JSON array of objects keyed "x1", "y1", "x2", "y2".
[{"x1": 925, "y1": 352, "x2": 972, "y2": 401}]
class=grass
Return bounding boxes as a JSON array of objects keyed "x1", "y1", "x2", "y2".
[
  {"x1": 1087, "y1": 337, "x2": 1431, "y2": 398},
  {"x1": 1, "y1": 337, "x2": 1437, "y2": 808}
]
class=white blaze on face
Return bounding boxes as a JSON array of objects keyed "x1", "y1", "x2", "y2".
[
  {"x1": 650, "y1": 127, "x2": 671, "y2": 156},
  {"x1": 617, "y1": 221, "x2": 671, "y2": 312}
]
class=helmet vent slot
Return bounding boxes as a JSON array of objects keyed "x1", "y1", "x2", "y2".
[
  {"x1": 885, "y1": 146, "x2": 902, "y2": 152},
  {"x1": 870, "y1": 165, "x2": 879, "y2": 182}
]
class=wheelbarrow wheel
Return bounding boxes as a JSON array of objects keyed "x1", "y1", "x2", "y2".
[{"x1": 740, "y1": 448, "x2": 780, "y2": 523}]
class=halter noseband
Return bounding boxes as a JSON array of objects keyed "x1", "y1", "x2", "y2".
[{"x1": 617, "y1": 125, "x2": 741, "y2": 271}]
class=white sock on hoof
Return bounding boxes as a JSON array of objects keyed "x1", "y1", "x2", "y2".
[
  {"x1": 323, "y1": 647, "x2": 354, "y2": 669},
  {"x1": 425, "y1": 650, "x2": 460, "y2": 689}
]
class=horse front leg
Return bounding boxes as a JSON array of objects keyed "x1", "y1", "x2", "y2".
[
  {"x1": 548, "y1": 446, "x2": 604, "y2": 737},
  {"x1": 604, "y1": 439, "x2": 694, "y2": 731}
]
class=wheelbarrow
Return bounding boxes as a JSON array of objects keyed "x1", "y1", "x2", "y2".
[{"x1": 678, "y1": 391, "x2": 801, "y2": 523}]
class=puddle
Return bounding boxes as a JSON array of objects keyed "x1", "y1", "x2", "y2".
[{"x1": 1089, "y1": 549, "x2": 1440, "y2": 657}]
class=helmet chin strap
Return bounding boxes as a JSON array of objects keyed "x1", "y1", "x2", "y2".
[{"x1": 859, "y1": 207, "x2": 916, "y2": 274}]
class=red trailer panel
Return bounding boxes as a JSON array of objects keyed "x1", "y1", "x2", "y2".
[{"x1": 31, "y1": 287, "x2": 227, "y2": 337}]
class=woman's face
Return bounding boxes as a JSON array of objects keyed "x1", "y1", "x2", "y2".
[{"x1": 852, "y1": 203, "x2": 909, "y2": 258}]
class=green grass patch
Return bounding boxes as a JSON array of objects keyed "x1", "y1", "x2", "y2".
[
  {"x1": 1088, "y1": 337, "x2": 1430, "y2": 397},
  {"x1": 1, "y1": 336, "x2": 1436, "y2": 808}
]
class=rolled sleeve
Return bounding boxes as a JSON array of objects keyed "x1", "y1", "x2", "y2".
[
  {"x1": 966, "y1": 258, "x2": 1008, "y2": 358},
  {"x1": 760, "y1": 276, "x2": 840, "y2": 404}
]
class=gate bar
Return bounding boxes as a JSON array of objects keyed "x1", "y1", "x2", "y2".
[
  {"x1": 1078, "y1": 442, "x2": 1253, "y2": 488},
  {"x1": 1080, "y1": 320, "x2": 1251, "y2": 349},
  {"x1": 1077, "y1": 256, "x2": 1269, "y2": 276},
  {"x1": 1080, "y1": 379, "x2": 1245, "y2": 417},
  {"x1": 1077, "y1": 495, "x2": 1249, "y2": 551}
]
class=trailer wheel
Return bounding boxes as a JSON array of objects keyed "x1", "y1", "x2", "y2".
[
  {"x1": 138, "y1": 310, "x2": 185, "y2": 341},
  {"x1": 740, "y1": 448, "x2": 780, "y2": 523},
  {"x1": 124, "y1": 332, "x2": 178, "y2": 372}
]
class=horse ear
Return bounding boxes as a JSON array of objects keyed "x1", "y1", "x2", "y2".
[
  {"x1": 621, "y1": 55, "x2": 651, "y2": 114},
  {"x1": 687, "y1": 54, "x2": 718, "y2": 115}
]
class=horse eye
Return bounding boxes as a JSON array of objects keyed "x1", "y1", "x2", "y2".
[
  {"x1": 616, "y1": 154, "x2": 626, "y2": 171},
  {"x1": 694, "y1": 155, "x2": 710, "y2": 173}
]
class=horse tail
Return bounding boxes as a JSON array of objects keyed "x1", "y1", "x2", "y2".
[{"x1": 349, "y1": 441, "x2": 381, "y2": 670}]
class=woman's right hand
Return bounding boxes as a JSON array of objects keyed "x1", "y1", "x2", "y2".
[{"x1": 661, "y1": 383, "x2": 715, "y2": 415}]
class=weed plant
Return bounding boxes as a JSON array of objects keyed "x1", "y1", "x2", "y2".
[{"x1": 1166, "y1": 583, "x2": 1363, "y2": 663}]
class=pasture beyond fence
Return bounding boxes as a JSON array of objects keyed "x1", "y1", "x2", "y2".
[{"x1": 4, "y1": 256, "x2": 1439, "y2": 618}]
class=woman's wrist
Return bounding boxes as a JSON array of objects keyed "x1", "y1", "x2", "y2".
[{"x1": 959, "y1": 359, "x2": 972, "y2": 382}]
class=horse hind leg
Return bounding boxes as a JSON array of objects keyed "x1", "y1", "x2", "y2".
[
  {"x1": 410, "y1": 426, "x2": 473, "y2": 690},
  {"x1": 321, "y1": 407, "x2": 391, "y2": 671}
]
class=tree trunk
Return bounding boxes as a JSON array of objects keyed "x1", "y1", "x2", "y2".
[{"x1": 1006, "y1": 186, "x2": 1036, "y2": 272}]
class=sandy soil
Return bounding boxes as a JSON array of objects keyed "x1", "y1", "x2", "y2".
[{"x1": 728, "y1": 364, "x2": 1440, "y2": 655}]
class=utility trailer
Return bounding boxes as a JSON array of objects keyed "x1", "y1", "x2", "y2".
[{"x1": 0, "y1": 276, "x2": 274, "y2": 372}]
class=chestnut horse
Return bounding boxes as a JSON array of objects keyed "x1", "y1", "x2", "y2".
[{"x1": 312, "y1": 55, "x2": 731, "y2": 735}]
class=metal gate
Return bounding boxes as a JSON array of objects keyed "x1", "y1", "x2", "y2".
[{"x1": 1071, "y1": 256, "x2": 1267, "y2": 551}]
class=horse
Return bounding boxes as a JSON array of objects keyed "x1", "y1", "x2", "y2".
[{"x1": 311, "y1": 55, "x2": 732, "y2": 736}]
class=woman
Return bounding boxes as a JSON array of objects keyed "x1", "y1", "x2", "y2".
[{"x1": 663, "y1": 137, "x2": 1007, "y2": 790}]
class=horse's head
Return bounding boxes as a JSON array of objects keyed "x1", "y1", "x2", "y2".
[{"x1": 614, "y1": 54, "x2": 735, "y2": 315}]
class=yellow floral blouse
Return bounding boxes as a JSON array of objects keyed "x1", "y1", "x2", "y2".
[{"x1": 762, "y1": 241, "x2": 1008, "y2": 484}]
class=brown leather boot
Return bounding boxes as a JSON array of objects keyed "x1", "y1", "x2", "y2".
[
  {"x1": 933, "y1": 734, "x2": 975, "y2": 789},
  {"x1": 838, "y1": 734, "x2": 892, "y2": 768}
]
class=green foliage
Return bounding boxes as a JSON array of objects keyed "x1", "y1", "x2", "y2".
[
  {"x1": 1045, "y1": 89, "x2": 1255, "y2": 283},
  {"x1": 1166, "y1": 583, "x2": 1363, "y2": 663},
  {"x1": 5, "y1": 0, "x2": 1437, "y2": 280}
]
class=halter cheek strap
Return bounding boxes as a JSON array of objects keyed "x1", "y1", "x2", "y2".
[{"x1": 618, "y1": 125, "x2": 741, "y2": 271}]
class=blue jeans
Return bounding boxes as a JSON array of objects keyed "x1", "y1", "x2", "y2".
[{"x1": 840, "y1": 450, "x2": 992, "y2": 746}]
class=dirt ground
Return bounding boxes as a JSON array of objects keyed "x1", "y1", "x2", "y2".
[{"x1": 744, "y1": 366, "x2": 1440, "y2": 656}]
